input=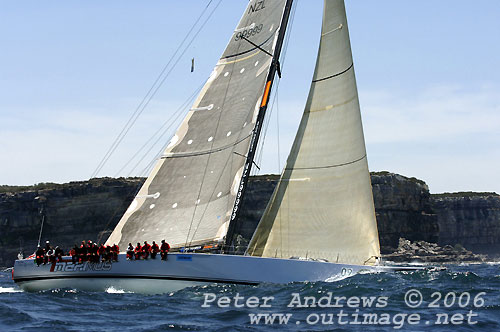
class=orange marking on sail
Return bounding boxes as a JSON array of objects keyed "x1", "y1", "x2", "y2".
[{"x1": 260, "y1": 81, "x2": 272, "y2": 107}]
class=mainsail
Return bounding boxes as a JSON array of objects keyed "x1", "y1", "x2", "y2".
[
  {"x1": 247, "y1": 0, "x2": 381, "y2": 265},
  {"x1": 107, "y1": 0, "x2": 290, "y2": 249}
]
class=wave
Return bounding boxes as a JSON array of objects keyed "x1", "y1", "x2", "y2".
[
  {"x1": 486, "y1": 261, "x2": 500, "y2": 265},
  {"x1": 0, "y1": 286, "x2": 21, "y2": 293},
  {"x1": 324, "y1": 273, "x2": 354, "y2": 282},
  {"x1": 106, "y1": 286, "x2": 132, "y2": 294}
]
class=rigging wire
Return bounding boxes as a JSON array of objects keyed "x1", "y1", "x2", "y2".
[
  {"x1": 126, "y1": 86, "x2": 203, "y2": 177},
  {"x1": 134, "y1": 86, "x2": 201, "y2": 178},
  {"x1": 113, "y1": 82, "x2": 204, "y2": 177},
  {"x1": 276, "y1": 88, "x2": 282, "y2": 172},
  {"x1": 90, "y1": 0, "x2": 220, "y2": 179}
]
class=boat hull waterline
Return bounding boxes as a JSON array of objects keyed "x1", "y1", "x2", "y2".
[{"x1": 12, "y1": 253, "x2": 400, "y2": 294}]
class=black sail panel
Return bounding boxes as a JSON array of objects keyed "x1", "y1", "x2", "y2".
[{"x1": 107, "y1": 0, "x2": 289, "y2": 249}]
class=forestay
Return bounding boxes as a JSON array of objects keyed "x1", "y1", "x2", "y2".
[
  {"x1": 107, "y1": 0, "x2": 289, "y2": 249},
  {"x1": 247, "y1": 0, "x2": 381, "y2": 265}
]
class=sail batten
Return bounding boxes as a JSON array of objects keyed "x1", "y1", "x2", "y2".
[
  {"x1": 106, "y1": 0, "x2": 291, "y2": 249},
  {"x1": 247, "y1": 0, "x2": 381, "y2": 266},
  {"x1": 313, "y1": 62, "x2": 353, "y2": 83},
  {"x1": 286, "y1": 154, "x2": 367, "y2": 171}
]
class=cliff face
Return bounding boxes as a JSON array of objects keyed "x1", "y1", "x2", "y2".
[
  {"x1": 431, "y1": 193, "x2": 500, "y2": 256},
  {"x1": 370, "y1": 172, "x2": 439, "y2": 253},
  {"x1": 1, "y1": 173, "x2": 499, "y2": 267},
  {"x1": 0, "y1": 178, "x2": 144, "y2": 267}
]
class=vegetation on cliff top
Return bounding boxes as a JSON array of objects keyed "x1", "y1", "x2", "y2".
[
  {"x1": 0, "y1": 183, "x2": 61, "y2": 193},
  {"x1": 370, "y1": 171, "x2": 427, "y2": 186},
  {"x1": 0, "y1": 177, "x2": 144, "y2": 194},
  {"x1": 2, "y1": 174, "x2": 496, "y2": 198},
  {"x1": 432, "y1": 191, "x2": 499, "y2": 198}
]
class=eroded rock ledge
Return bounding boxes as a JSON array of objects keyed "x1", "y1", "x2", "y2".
[{"x1": 383, "y1": 238, "x2": 486, "y2": 263}]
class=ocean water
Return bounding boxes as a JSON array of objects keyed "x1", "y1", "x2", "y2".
[{"x1": 1, "y1": 264, "x2": 499, "y2": 331}]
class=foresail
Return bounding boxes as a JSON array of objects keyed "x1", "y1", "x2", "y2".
[
  {"x1": 247, "y1": 0, "x2": 381, "y2": 265},
  {"x1": 106, "y1": 0, "x2": 289, "y2": 249}
]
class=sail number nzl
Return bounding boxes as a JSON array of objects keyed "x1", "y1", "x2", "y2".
[
  {"x1": 235, "y1": 24, "x2": 263, "y2": 41},
  {"x1": 248, "y1": 1, "x2": 266, "y2": 14}
]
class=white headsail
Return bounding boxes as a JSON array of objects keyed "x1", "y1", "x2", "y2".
[{"x1": 247, "y1": 0, "x2": 381, "y2": 265}]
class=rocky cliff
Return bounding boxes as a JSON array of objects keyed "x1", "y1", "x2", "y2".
[
  {"x1": 0, "y1": 178, "x2": 144, "y2": 268},
  {"x1": 383, "y1": 238, "x2": 485, "y2": 263},
  {"x1": 370, "y1": 172, "x2": 439, "y2": 253},
  {"x1": 1, "y1": 173, "x2": 499, "y2": 267},
  {"x1": 431, "y1": 193, "x2": 500, "y2": 256}
]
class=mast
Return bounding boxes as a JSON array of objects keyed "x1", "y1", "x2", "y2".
[{"x1": 224, "y1": 0, "x2": 294, "y2": 253}]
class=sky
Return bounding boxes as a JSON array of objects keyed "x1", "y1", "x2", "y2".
[{"x1": 0, "y1": 0, "x2": 499, "y2": 194}]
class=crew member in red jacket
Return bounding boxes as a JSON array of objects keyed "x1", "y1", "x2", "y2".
[
  {"x1": 134, "y1": 242, "x2": 143, "y2": 260},
  {"x1": 105, "y1": 245, "x2": 112, "y2": 262},
  {"x1": 126, "y1": 243, "x2": 134, "y2": 260},
  {"x1": 98, "y1": 244, "x2": 106, "y2": 262},
  {"x1": 87, "y1": 241, "x2": 94, "y2": 262},
  {"x1": 79, "y1": 241, "x2": 87, "y2": 262},
  {"x1": 111, "y1": 244, "x2": 119, "y2": 262},
  {"x1": 142, "y1": 241, "x2": 152, "y2": 260},
  {"x1": 151, "y1": 241, "x2": 159, "y2": 259},
  {"x1": 160, "y1": 240, "x2": 170, "y2": 261}
]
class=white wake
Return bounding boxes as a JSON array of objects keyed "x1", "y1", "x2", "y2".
[
  {"x1": 105, "y1": 286, "x2": 131, "y2": 294},
  {"x1": 0, "y1": 286, "x2": 22, "y2": 293}
]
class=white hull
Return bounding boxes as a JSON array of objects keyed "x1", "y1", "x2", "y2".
[{"x1": 11, "y1": 253, "x2": 398, "y2": 294}]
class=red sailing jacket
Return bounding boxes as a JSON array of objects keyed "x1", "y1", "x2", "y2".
[{"x1": 160, "y1": 243, "x2": 170, "y2": 252}]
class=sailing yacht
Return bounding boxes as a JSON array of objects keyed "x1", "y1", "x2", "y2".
[{"x1": 13, "y1": 0, "x2": 414, "y2": 294}]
